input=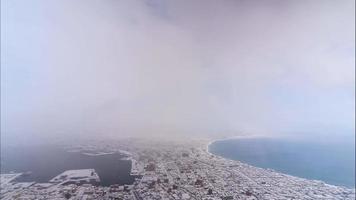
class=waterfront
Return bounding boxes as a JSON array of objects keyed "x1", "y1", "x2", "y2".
[
  {"x1": 208, "y1": 137, "x2": 355, "y2": 188},
  {"x1": 1, "y1": 138, "x2": 355, "y2": 199},
  {"x1": 0, "y1": 145, "x2": 135, "y2": 186}
]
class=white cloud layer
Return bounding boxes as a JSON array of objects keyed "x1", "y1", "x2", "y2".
[{"x1": 1, "y1": 0, "x2": 355, "y2": 141}]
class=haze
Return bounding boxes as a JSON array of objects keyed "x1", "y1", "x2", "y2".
[{"x1": 1, "y1": 0, "x2": 355, "y2": 143}]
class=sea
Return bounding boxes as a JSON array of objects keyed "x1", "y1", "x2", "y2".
[
  {"x1": 0, "y1": 145, "x2": 135, "y2": 186},
  {"x1": 208, "y1": 136, "x2": 355, "y2": 188}
]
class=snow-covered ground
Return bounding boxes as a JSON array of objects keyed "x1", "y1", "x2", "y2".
[{"x1": 49, "y1": 169, "x2": 100, "y2": 185}]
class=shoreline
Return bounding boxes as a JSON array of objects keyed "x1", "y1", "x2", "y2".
[
  {"x1": 205, "y1": 136, "x2": 356, "y2": 189},
  {"x1": 205, "y1": 134, "x2": 272, "y2": 155}
]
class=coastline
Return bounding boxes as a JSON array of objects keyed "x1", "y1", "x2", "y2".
[
  {"x1": 205, "y1": 134, "x2": 272, "y2": 155},
  {"x1": 2, "y1": 138, "x2": 355, "y2": 199},
  {"x1": 205, "y1": 136, "x2": 356, "y2": 189}
]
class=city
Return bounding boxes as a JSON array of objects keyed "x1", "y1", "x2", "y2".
[
  {"x1": 1, "y1": 138, "x2": 355, "y2": 200},
  {"x1": 1, "y1": 0, "x2": 355, "y2": 199}
]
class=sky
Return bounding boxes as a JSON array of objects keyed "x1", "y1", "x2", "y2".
[{"x1": 1, "y1": 0, "x2": 355, "y2": 142}]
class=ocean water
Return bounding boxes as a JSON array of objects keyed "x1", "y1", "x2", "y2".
[
  {"x1": 0, "y1": 145, "x2": 135, "y2": 186},
  {"x1": 209, "y1": 137, "x2": 355, "y2": 188}
]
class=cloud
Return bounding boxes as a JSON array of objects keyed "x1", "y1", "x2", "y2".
[{"x1": 1, "y1": 0, "x2": 354, "y2": 141}]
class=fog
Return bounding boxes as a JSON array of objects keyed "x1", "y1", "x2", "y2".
[{"x1": 1, "y1": 0, "x2": 355, "y2": 143}]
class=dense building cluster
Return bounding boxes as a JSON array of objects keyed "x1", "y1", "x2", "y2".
[{"x1": 1, "y1": 138, "x2": 355, "y2": 199}]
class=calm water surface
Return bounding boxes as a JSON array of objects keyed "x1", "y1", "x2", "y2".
[
  {"x1": 1, "y1": 146, "x2": 135, "y2": 186},
  {"x1": 209, "y1": 137, "x2": 355, "y2": 188}
]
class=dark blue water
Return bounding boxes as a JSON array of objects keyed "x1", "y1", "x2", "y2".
[
  {"x1": 209, "y1": 137, "x2": 355, "y2": 188},
  {"x1": 0, "y1": 146, "x2": 135, "y2": 186}
]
